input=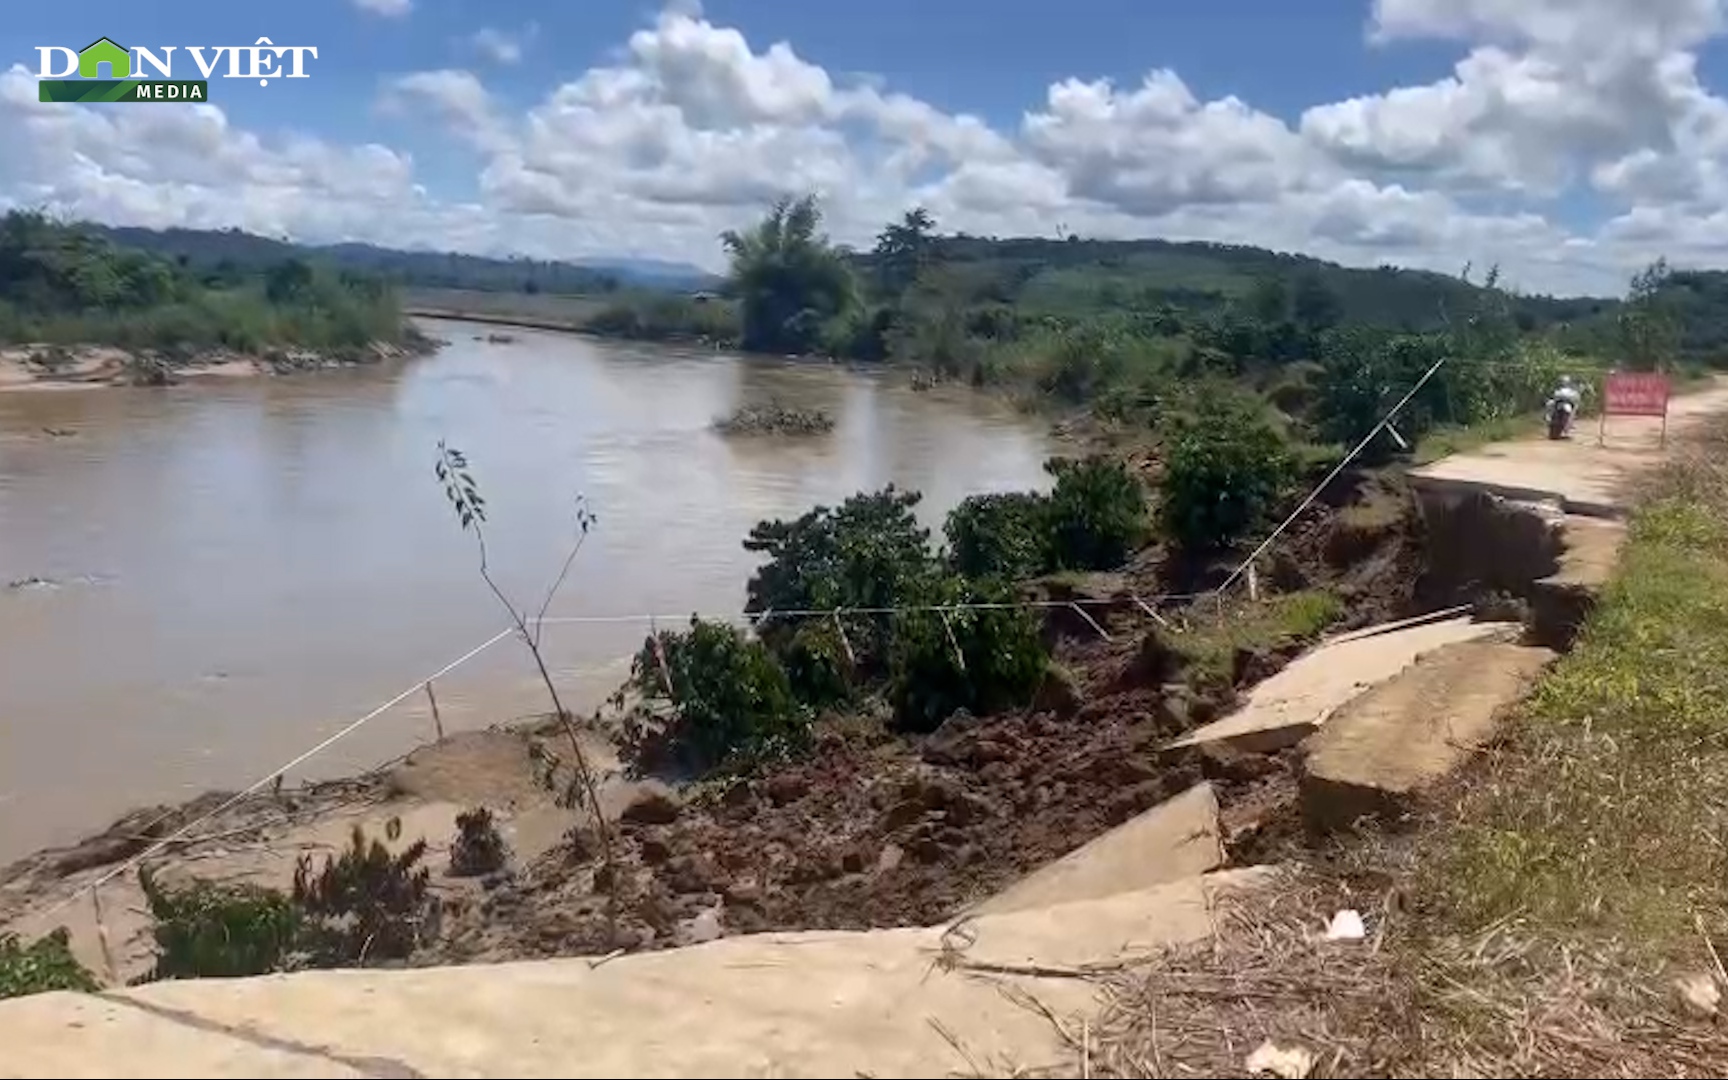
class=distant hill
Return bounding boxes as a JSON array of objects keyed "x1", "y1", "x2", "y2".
[
  {"x1": 581, "y1": 257, "x2": 719, "y2": 290},
  {"x1": 88, "y1": 225, "x2": 717, "y2": 296},
  {"x1": 857, "y1": 234, "x2": 1617, "y2": 334},
  {"x1": 80, "y1": 221, "x2": 1647, "y2": 343}
]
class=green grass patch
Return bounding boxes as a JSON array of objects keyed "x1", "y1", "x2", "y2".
[
  {"x1": 1412, "y1": 413, "x2": 1543, "y2": 464},
  {"x1": 1177, "y1": 589, "x2": 1345, "y2": 688}
]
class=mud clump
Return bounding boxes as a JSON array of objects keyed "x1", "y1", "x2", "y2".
[
  {"x1": 619, "y1": 782, "x2": 683, "y2": 825},
  {"x1": 454, "y1": 696, "x2": 1206, "y2": 959}
]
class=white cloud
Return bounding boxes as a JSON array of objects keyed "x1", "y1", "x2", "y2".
[
  {"x1": 13, "y1": 5, "x2": 1728, "y2": 295},
  {"x1": 470, "y1": 25, "x2": 535, "y2": 66},
  {"x1": 382, "y1": 70, "x2": 513, "y2": 154},
  {"x1": 352, "y1": 0, "x2": 412, "y2": 16},
  {"x1": 1369, "y1": 0, "x2": 1725, "y2": 55}
]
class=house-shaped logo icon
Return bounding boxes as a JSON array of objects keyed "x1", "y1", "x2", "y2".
[{"x1": 77, "y1": 37, "x2": 129, "y2": 79}]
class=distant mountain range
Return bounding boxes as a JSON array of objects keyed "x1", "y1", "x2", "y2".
[{"x1": 87, "y1": 225, "x2": 720, "y2": 294}]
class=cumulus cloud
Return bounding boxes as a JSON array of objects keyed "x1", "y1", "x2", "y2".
[
  {"x1": 8, "y1": 5, "x2": 1728, "y2": 294},
  {"x1": 1304, "y1": 0, "x2": 1728, "y2": 199}
]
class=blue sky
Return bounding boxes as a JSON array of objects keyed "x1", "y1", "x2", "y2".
[{"x1": 4, "y1": 0, "x2": 1728, "y2": 294}]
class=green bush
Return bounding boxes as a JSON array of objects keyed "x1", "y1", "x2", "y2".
[
  {"x1": 743, "y1": 486, "x2": 938, "y2": 675},
  {"x1": 778, "y1": 619, "x2": 857, "y2": 710},
  {"x1": 1045, "y1": 456, "x2": 1148, "y2": 570},
  {"x1": 888, "y1": 577, "x2": 1049, "y2": 732},
  {"x1": 0, "y1": 929, "x2": 98, "y2": 999},
  {"x1": 138, "y1": 869, "x2": 300, "y2": 981},
  {"x1": 944, "y1": 491, "x2": 1053, "y2": 581},
  {"x1": 628, "y1": 617, "x2": 809, "y2": 771},
  {"x1": 1159, "y1": 397, "x2": 1297, "y2": 551}
]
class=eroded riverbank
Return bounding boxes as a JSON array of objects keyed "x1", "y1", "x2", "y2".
[{"x1": 0, "y1": 321, "x2": 1057, "y2": 864}]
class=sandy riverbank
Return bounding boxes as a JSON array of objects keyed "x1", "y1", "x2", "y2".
[
  {"x1": 0, "y1": 341, "x2": 426, "y2": 394},
  {"x1": 0, "y1": 722, "x2": 619, "y2": 986}
]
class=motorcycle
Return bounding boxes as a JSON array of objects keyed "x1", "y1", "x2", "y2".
[{"x1": 1545, "y1": 397, "x2": 1575, "y2": 440}]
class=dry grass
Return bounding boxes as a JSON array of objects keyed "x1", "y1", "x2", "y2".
[
  {"x1": 1047, "y1": 869, "x2": 1728, "y2": 1078},
  {"x1": 1015, "y1": 421, "x2": 1728, "y2": 1078}
]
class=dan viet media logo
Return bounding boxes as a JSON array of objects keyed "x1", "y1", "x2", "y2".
[{"x1": 36, "y1": 37, "x2": 317, "y2": 103}]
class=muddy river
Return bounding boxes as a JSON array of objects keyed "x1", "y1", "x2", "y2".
[{"x1": 0, "y1": 321, "x2": 1055, "y2": 862}]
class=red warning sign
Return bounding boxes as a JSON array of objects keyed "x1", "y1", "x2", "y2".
[{"x1": 1604, "y1": 372, "x2": 1671, "y2": 418}]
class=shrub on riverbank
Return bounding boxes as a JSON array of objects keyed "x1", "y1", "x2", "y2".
[
  {"x1": 138, "y1": 870, "x2": 300, "y2": 980},
  {"x1": 626, "y1": 472, "x2": 1153, "y2": 770},
  {"x1": 1045, "y1": 455, "x2": 1150, "y2": 569},
  {"x1": 1159, "y1": 395, "x2": 1298, "y2": 551},
  {"x1": 943, "y1": 456, "x2": 1149, "y2": 580},
  {"x1": 944, "y1": 491, "x2": 1052, "y2": 581},
  {"x1": 0, "y1": 211, "x2": 406, "y2": 356},
  {"x1": 626, "y1": 619, "x2": 809, "y2": 773},
  {"x1": 888, "y1": 578, "x2": 1048, "y2": 732},
  {"x1": 129, "y1": 821, "x2": 434, "y2": 981}
]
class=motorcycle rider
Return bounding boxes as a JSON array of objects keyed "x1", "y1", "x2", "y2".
[{"x1": 1547, "y1": 374, "x2": 1583, "y2": 436}]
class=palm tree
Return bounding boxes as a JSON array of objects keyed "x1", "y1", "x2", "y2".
[
  {"x1": 872, "y1": 207, "x2": 936, "y2": 296},
  {"x1": 721, "y1": 195, "x2": 856, "y2": 354}
]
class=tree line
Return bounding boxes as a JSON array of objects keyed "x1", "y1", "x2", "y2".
[{"x1": 0, "y1": 211, "x2": 407, "y2": 356}]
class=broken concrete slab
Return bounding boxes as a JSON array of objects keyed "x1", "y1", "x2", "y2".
[
  {"x1": 2, "y1": 870, "x2": 1272, "y2": 1080},
  {"x1": 973, "y1": 782, "x2": 1223, "y2": 916},
  {"x1": 1301, "y1": 640, "x2": 1556, "y2": 835},
  {"x1": 1166, "y1": 616, "x2": 1519, "y2": 755},
  {"x1": 1529, "y1": 514, "x2": 1627, "y2": 648}
]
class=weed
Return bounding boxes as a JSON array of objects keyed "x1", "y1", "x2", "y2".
[{"x1": 449, "y1": 807, "x2": 511, "y2": 878}]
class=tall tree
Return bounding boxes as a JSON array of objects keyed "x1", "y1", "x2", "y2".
[
  {"x1": 721, "y1": 195, "x2": 856, "y2": 354},
  {"x1": 873, "y1": 206, "x2": 937, "y2": 296},
  {"x1": 1620, "y1": 258, "x2": 1678, "y2": 371}
]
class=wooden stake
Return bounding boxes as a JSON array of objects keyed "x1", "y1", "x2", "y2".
[
  {"x1": 831, "y1": 610, "x2": 857, "y2": 668},
  {"x1": 1129, "y1": 593, "x2": 1173, "y2": 630},
  {"x1": 939, "y1": 609, "x2": 967, "y2": 672},
  {"x1": 424, "y1": 681, "x2": 444, "y2": 741},
  {"x1": 649, "y1": 618, "x2": 676, "y2": 701},
  {"x1": 1068, "y1": 602, "x2": 1112, "y2": 642}
]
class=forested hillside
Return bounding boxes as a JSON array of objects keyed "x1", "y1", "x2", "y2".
[{"x1": 849, "y1": 234, "x2": 1612, "y2": 332}]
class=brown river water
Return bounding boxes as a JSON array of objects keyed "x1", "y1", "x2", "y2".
[{"x1": 0, "y1": 321, "x2": 1054, "y2": 863}]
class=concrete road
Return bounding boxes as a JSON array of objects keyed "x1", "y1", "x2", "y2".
[{"x1": 1411, "y1": 381, "x2": 1728, "y2": 515}]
